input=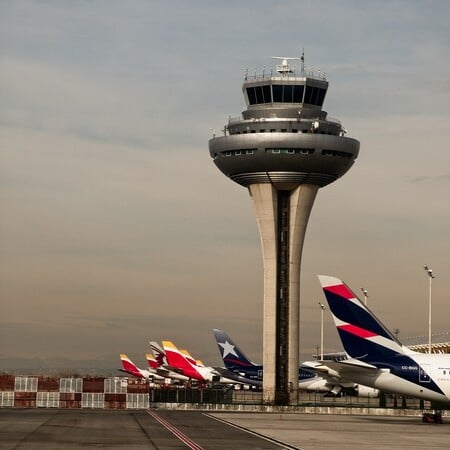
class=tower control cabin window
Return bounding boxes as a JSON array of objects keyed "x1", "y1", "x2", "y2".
[
  {"x1": 246, "y1": 85, "x2": 272, "y2": 105},
  {"x1": 247, "y1": 84, "x2": 324, "y2": 106},
  {"x1": 304, "y1": 86, "x2": 326, "y2": 106},
  {"x1": 272, "y1": 85, "x2": 305, "y2": 103}
]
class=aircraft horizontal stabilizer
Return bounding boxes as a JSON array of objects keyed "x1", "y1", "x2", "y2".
[
  {"x1": 339, "y1": 358, "x2": 378, "y2": 370},
  {"x1": 213, "y1": 366, "x2": 262, "y2": 387}
]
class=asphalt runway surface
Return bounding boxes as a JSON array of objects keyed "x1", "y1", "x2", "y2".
[
  {"x1": 212, "y1": 412, "x2": 450, "y2": 449},
  {"x1": 0, "y1": 409, "x2": 448, "y2": 449}
]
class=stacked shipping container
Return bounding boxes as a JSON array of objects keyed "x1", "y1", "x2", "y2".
[{"x1": 0, "y1": 375, "x2": 149, "y2": 409}]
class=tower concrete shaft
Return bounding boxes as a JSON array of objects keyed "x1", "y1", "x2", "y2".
[
  {"x1": 250, "y1": 183, "x2": 318, "y2": 404},
  {"x1": 209, "y1": 56, "x2": 359, "y2": 405}
]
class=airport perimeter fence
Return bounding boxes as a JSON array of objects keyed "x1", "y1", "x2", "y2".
[
  {"x1": 151, "y1": 388, "x2": 433, "y2": 411},
  {"x1": 0, "y1": 374, "x2": 443, "y2": 411}
]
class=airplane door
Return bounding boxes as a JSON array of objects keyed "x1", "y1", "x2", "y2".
[{"x1": 419, "y1": 364, "x2": 431, "y2": 383}]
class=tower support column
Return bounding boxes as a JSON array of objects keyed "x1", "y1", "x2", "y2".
[
  {"x1": 287, "y1": 184, "x2": 318, "y2": 404},
  {"x1": 249, "y1": 183, "x2": 318, "y2": 405},
  {"x1": 249, "y1": 183, "x2": 278, "y2": 404}
]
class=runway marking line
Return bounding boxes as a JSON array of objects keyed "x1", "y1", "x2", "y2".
[
  {"x1": 146, "y1": 410, "x2": 205, "y2": 450},
  {"x1": 204, "y1": 413, "x2": 303, "y2": 450}
]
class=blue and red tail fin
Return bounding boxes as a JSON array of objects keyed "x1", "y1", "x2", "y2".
[
  {"x1": 318, "y1": 275, "x2": 406, "y2": 365},
  {"x1": 213, "y1": 329, "x2": 257, "y2": 370},
  {"x1": 317, "y1": 275, "x2": 448, "y2": 398}
]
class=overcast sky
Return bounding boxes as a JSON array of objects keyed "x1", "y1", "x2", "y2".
[{"x1": 1, "y1": 0, "x2": 449, "y2": 372}]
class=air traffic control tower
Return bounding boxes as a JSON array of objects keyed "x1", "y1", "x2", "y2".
[{"x1": 209, "y1": 56, "x2": 360, "y2": 405}]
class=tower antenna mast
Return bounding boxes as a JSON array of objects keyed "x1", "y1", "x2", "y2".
[{"x1": 301, "y1": 49, "x2": 305, "y2": 76}]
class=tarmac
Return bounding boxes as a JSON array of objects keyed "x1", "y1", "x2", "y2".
[
  {"x1": 0, "y1": 408, "x2": 449, "y2": 449},
  {"x1": 211, "y1": 411, "x2": 449, "y2": 449}
]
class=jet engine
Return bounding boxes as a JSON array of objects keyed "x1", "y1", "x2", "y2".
[{"x1": 354, "y1": 385, "x2": 379, "y2": 398}]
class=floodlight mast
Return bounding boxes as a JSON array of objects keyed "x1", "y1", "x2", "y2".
[
  {"x1": 319, "y1": 302, "x2": 326, "y2": 360},
  {"x1": 209, "y1": 55, "x2": 360, "y2": 405},
  {"x1": 361, "y1": 287, "x2": 369, "y2": 305},
  {"x1": 424, "y1": 265, "x2": 436, "y2": 354}
]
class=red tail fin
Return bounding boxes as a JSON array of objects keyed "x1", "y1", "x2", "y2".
[
  {"x1": 120, "y1": 354, "x2": 143, "y2": 378},
  {"x1": 162, "y1": 341, "x2": 204, "y2": 381},
  {"x1": 146, "y1": 353, "x2": 159, "y2": 369}
]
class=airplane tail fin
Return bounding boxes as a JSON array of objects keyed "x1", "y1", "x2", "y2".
[
  {"x1": 149, "y1": 341, "x2": 167, "y2": 367},
  {"x1": 213, "y1": 329, "x2": 256, "y2": 369},
  {"x1": 180, "y1": 349, "x2": 197, "y2": 366},
  {"x1": 318, "y1": 275, "x2": 408, "y2": 365},
  {"x1": 162, "y1": 341, "x2": 202, "y2": 380},
  {"x1": 146, "y1": 353, "x2": 159, "y2": 369},
  {"x1": 120, "y1": 354, "x2": 143, "y2": 378}
]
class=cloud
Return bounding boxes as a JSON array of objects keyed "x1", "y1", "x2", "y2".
[
  {"x1": 0, "y1": 1, "x2": 449, "y2": 369},
  {"x1": 405, "y1": 174, "x2": 450, "y2": 184}
]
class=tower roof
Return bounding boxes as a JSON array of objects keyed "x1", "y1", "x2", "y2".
[{"x1": 243, "y1": 56, "x2": 328, "y2": 110}]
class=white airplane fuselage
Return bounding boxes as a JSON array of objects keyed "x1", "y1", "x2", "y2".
[{"x1": 367, "y1": 353, "x2": 450, "y2": 403}]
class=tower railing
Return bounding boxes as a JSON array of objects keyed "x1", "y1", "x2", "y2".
[
  {"x1": 226, "y1": 115, "x2": 342, "y2": 126},
  {"x1": 244, "y1": 67, "x2": 327, "y2": 82}
]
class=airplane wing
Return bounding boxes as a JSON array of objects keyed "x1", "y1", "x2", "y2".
[
  {"x1": 302, "y1": 359, "x2": 379, "y2": 385},
  {"x1": 156, "y1": 366, "x2": 184, "y2": 376},
  {"x1": 213, "y1": 367, "x2": 262, "y2": 387}
]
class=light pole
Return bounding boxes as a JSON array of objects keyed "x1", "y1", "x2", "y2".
[
  {"x1": 319, "y1": 302, "x2": 325, "y2": 360},
  {"x1": 424, "y1": 265, "x2": 435, "y2": 354},
  {"x1": 360, "y1": 287, "x2": 368, "y2": 306}
]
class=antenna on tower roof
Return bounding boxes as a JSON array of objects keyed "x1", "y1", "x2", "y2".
[
  {"x1": 272, "y1": 56, "x2": 300, "y2": 76},
  {"x1": 301, "y1": 48, "x2": 305, "y2": 76}
]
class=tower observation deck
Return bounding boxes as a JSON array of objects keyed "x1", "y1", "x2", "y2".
[{"x1": 209, "y1": 57, "x2": 359, "y2": 405}]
